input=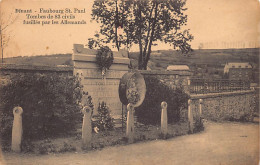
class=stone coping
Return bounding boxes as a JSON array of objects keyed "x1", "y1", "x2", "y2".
[
  {"x1": 190, "y1": 89, "x2": 255, "y2": 100},
  {"x1": 0, "y1": 63, "x2": 73, "y2": 72},
  {"x1": 138, "y1": 70, "x2": 192, "y2": 76}
]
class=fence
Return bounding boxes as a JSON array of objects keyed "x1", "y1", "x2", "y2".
[{"x1": 189, "y1": 78, "x2": 250, "y2": 94}]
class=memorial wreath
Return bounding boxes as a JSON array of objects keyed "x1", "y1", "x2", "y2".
[{"x1": 96, "y1": 46, "x2": 114, "y2": 78}]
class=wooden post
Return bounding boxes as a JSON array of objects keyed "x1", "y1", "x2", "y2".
[
  {"x1": 199, "y1": 99, "x2": 203, "y2": 124},
  {"x1": 11, "y1": 107, "x2": 23, "y2": 152},
  {"x1": 82, "y1": 106, "x2": 92, "y2": 148},
  {"x1": 126, "y1": 103, "x2": 134, "y2": 143},
  {"x1": 188, "y1": 99, "x2": 194, "y2": 133},
  {"x1": 161, "y1": 101, "x2": 168, "y2": 138}
]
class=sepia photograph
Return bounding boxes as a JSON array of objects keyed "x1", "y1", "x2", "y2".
[{"x1": 0, "y1": 0, "x2": 259, "y2": 164}]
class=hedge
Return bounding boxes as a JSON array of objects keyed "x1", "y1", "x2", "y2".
[
  {"x1": 0, "y1": 73, "x2": 83, "y2": 141},
  {"x1": 135, "y1": 76, "x2": 189, "y2": 125}
]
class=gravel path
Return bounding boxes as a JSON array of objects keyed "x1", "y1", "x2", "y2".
[{"x1": 1, "y1": 121, "x2": 259, "y2": 165}]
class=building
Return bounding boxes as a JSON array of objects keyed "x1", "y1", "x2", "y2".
[
  {"x1": 166, "y1": 65, "x2": 190, "y2": 71},
  {"x1": 223, "y1": 62, "x2": 252, "y2": 80},
  {"x1": 151, "y1": 50, "x2": 162, "y2": 57}
]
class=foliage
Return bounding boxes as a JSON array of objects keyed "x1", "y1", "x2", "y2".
[
  {"x1": 37, "y1": 140, "x2": 76, "y2": 154},
  {"x1": 96, "y1": 46, "x2": 114, "y2": 76},
  {"x1": 96, "y1": 102, "x2": 114, "y2": 131},
  {"x1": 193, "y1": 119, "x2": 204, "y2": 133},
  {"x1": 126, "y1": 78, "x2": 140, "y2": 105},
  {"x1": 81, "y1": 92, "x2": 94, "y2": 116},
  {"x1": 75, "y1": 70, "x2": 94, "y2": 115},
  {"x1": 0, "y1": 73, "x2": 85, "y2": 141},
  {"x1": 135, "y1": 76, "x2": 189, "y2": 125},
  {"x1": 89, "y1": 0, "x2": 193, "y2": 69}
]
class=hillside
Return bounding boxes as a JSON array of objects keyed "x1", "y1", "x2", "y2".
[
  {"x1": 3, "y1": 48, "x2": 259, "y2": 82},
  {"x1": 129, "y1": 48, "x2": 259, "y2": 69},
  {"x1": 130, "y1": 48, "x2": 259, "y2": 82},
  {"x1": 4, "y1": 48, "x2": 259, "y2": 67},
  {"x1": 3, "y1": 54, "x2": 72, "y2": 67}
]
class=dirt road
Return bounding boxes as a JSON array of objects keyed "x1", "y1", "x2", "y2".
[{"x1": 1, "y1": 121, "x2": 259, "y2": 165}]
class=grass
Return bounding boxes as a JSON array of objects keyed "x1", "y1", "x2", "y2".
[{"x1": 12, "y1": 121, "x2": 190, "y2": 155}]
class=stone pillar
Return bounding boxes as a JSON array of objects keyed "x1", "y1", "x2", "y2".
[
  {"x1": 199, "y1": 99, "x2": 203, "y2": 123},
  {"x1": 82, "y1": 106, "x2": 92, "y2": 148},
  {"x1": 126, "y1": 103, "x2": 134, "y2": 143},
  {"x1": 187, "y1": 77, "x2": 191, "y2": 95},
  {"x1": 188, "y1": 99, "x2": 194, "y2": 133},
  {"x1": 11, "y1": 106, "x2": 23, "y2": 152},
  {"x1": 161, "y1": 101, "x2": 168, "y2": 138}
]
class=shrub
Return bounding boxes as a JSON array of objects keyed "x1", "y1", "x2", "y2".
[
  {"x1": 135, "y1": 76, "x2": 189, "y2": 125},
  {"x1": 193, "y1": 119, "x2": 204, "y2": 133},
  {"x1": 96, "y1": 102, "x2": 114, "y2": 131},
  {"x1": 0, "y1": 73, "x2": 84, "y2": 141}
]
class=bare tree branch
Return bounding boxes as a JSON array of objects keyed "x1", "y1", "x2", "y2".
[{"x1": 0, "y1": 11, "x2": 16, "y2": 63}]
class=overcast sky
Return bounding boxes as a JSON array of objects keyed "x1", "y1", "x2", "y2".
[{"x1": 0, "y1": 0, "x2": 259, "y2": 57}]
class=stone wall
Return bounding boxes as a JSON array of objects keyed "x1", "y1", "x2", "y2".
[
  {"x1": 190, "y1": 90, "x2": 256, "y2": 121},
  {"x1": 0, "y1": 63, "x2": 73, "y2": 86}
]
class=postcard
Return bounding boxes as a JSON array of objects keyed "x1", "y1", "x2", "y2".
[{"x1": 0, "y1": 0, "x2": 259, "y2": 164}]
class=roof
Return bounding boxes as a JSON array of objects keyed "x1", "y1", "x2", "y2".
[
  {"x1": 166, "y1": 65, "x2": 190, "y2": 71},
  {"x1": 151, "y1": 52, "x2": 162, "y2": 56},
  {"x1": 224, "y1": 62, "x2": 252, "y2": 73}
]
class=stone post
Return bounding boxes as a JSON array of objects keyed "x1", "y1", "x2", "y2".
[
  {"x1": 11, "y1": 106, "x2": 23, "y2": 152},
  {"x1": 122, "y1": 104, "x2": 127, "y2": 131},
  {"x1": 82, "y1": 106, "x2": 92, "y2": 148},
  {"x1": 199, "y1": 99, "x2": 203, "y2": 123},
  {"x1": 187, "y1": 77, "x2": 191, "y2": 95},
  {"x1": 126, "y1": 103, "x2": 134, "y2": 143},
  {"x1": 161, "y1": 101, "x2": 168, "y2": 138},
  {"x1": 188, "y1": 99, "x2": 194, "y2": 133}
]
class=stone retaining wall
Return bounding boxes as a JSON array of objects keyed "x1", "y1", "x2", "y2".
[{"x1": 190, "y1": 90, "x2": 257, "y2": 121}]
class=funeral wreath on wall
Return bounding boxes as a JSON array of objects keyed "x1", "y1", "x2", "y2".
[{"x1": 96, "y1": 46, "x2": 114, "y2": 78}]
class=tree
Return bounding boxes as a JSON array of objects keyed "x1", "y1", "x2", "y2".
[
  {"x1": 89, "y1": 0, "x2": 193, "y2": 70},
  {"x1": 0, "y1": 9, "x2": 15, "y2": 63}
]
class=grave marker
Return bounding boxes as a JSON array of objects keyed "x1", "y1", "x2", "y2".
[
  {"x1": 73, "y1": 44, "x2": 130, "y2": 122},
  {"x1": 188, "y1": 99, "x2": 194, "y2": 133},
  {"x1": 118, "y1": 71, "x2": 146, "y2": 143},
  {"x1": 161, "y1": 101, "x2": 168, "y2": 138},
  {"x1": 11, "y1": 106, "x2": 23, "y2": 152},
  {"x1": 82, "y1": 106, "x2": 92, "y2": 148},
  {"x1": 126, "y1": 103, "x2": 135, "y2": 143},
  {"x1": 199, "y1": 99, "x2": 203, "y2": 123}
]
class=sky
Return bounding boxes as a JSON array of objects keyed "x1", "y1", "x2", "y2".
[{"x1": 0, "y1": 0, "x2": 259, "y2": 57}]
